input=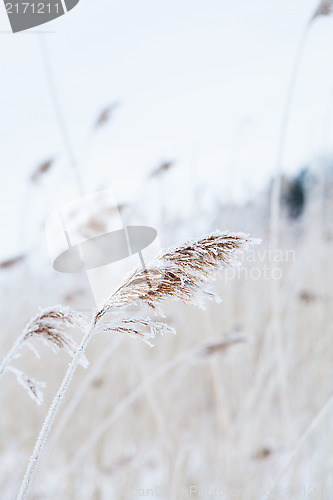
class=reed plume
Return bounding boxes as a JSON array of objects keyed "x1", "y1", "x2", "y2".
[
  {"x1": 0, "y1": 254, "x2": 25, "y2": 270},
  {"x1": 150, "y1": 161, "x2": 175, "y2": 178},
  {"x1": 22, "y1": 307, "x2": 88, "y2": 358},
  {"x1": 94, "y1": 231, "x2": 258, "y2": 330},
  {"x1": 94, "y1": 102, "x2": 120, "y2": 130},
  {"x1": 312, "y1": 0, "x2": 333, "y2": 19},
  {"x1": 0, "y1": 306, "x2": 88, "y2": 403},
  {"x1": 30, "y1": 158, "x2": 54, "y2": 183}
]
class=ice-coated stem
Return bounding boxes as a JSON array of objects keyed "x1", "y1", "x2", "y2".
[{"x1": 17, "y1": 323, "x2": 94, "y2": 500}]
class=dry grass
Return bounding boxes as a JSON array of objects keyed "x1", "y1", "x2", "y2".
[
  {"x1": 0, "y1": 209, "x2": 332, "y2": 499},
  {"x1": 22, "y1": 307, "x2": 88, "y2": 352},
  {"x1": 94, "y1": 232, "x2": 258, "y2": 321},
  {"x1": 7, "y1": 231, "x2": 257, "y2": 499},
  {"x1": 0, "y1": 307, "x2": 88, "y2": 404}
]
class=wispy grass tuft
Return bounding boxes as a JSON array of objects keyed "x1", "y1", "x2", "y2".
[
  {"x1": 0, "y1": 306, "x2": 89, "y2": 402},
  {"x1": 94, "y1": 231, "x2": 260, "y2": 327}
]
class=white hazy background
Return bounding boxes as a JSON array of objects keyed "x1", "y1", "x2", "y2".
[{"x1": 1, "y1": 0, "x2": 333, "y2": 258}]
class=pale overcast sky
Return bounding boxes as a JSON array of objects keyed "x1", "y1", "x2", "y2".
[{"x1": 1, "y1": 0, "x2": 333, "y2": 258}]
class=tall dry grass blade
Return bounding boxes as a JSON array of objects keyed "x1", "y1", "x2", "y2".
[
  {"x1": 270, "y1": 0, "x2": 333, "y2": 445},
  {"x1": 38, "y1": 36, "x2": 84, "y2": 195},
  {"x1": 272, "y1": 1, "x2": 333, "y2": 247},
  {"x1": 269, "y1": 20, "x2": 315, "y2": 444}
]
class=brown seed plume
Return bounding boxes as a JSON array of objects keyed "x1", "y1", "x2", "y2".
[
  {"x1": 150, "y1": 161, "x2": 175, "y2": 178},
  {"x1": 23, "y1": 306, "x2": 88, "y2": 365},
  {"x1": 312, "y1": 0, "x2": 333, "y2": 19},
  {"x1": 0, "y1": 307, "x2": 89, "y2": 404},
  {"x1": 31, "y1": 158, "x2": 54, "y2": 183},
  {"x1": 94, "y1": 102, "x2": 120, "y2": 129},
  {"x1": 93, "y1": 231, "x2": 260, "y2": 328},
  {"x1": 0, "y1": 255, "x2": 25, "y2": 270}
]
